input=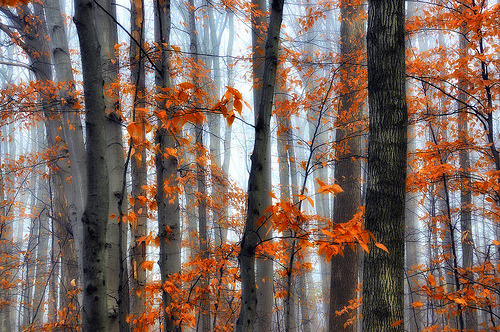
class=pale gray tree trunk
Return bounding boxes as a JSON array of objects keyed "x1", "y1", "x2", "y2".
[
  {"x1": 406, "y1": 124, "x2": 424, "y2": 332},
  {"x1": 235, "y1": 0, "x2": 284, "y2": 329},
  {"x1": 276, "y1": 109, "x2": 297, "y2": 332},
  {"x1": 43, "y1": 0, "x2": 87, "y2": 287},
  {"x1": 253, "y1": 0, "x2": 274, "y2": 328},
  {"x1": 187, "y1": 3, "x2": 211, "y2": 329},
  {"x1": 94, "y1": 1, "x2": 131, "y2": 330},
  {"x1": 2, "y1": 4, "x2": 84, "y2": 327},
  {"x1": 187, "y1": 2, "x2": 211, "y2": 328},
  {"x1": 361, "y1": 0, "x2": 407, "y2": 330},
  {"x1": 154, "y1": 0, "x2": 182, "y2": 330},
  {"x1": 32, "y1": 126, "x2": 50, "y2": 329},
  {"x1": 74, "y1": 0, "x2": 110, "y2": 330}
]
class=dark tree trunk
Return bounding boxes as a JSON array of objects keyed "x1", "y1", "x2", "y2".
[
  {"x1": 74, "y1": 0, "x2": 110, "y2": 330},
  {"x1": 235, "y1": 0, "x2": 284, "y2": 330},
  {"x1": 361, "y1": 0, "x2": 407, "y2": 330}
]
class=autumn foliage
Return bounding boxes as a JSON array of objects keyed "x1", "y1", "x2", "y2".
[{"x1": 0, "y1": 0, "x2": 499, "y2": 331}]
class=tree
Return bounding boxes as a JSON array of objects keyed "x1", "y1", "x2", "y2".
[
  {"x1": 154, "y1": 0, "x2": 182, "y2": 330},
  {"x1": 361, "y1": 0, "x2": 407, "y2": 330},
  {"x1": 94, "y1": 0, "x2": 130, "y2": 329},
  {"x1": 129, "y1": 0, "x2": 148, "y2": 324},
  {"x1": 329, "y1": 0, "x2": 364, "y2": 329},
  {"x1": 235, "y1": 0, "x2": 285, "y2": 330},
  {"x1": 74, "y1": 0, "x2": 110, "y2": 330}
]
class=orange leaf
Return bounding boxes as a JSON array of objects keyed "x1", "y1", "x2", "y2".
[
  {"x1": 127, "y1": 122, "x2": 142, "y2": 139},
  {"x1": 428, "y1": 274, "x2": 435, "y2": 286},
  {"x1": 359, "y1": 241, "x2": 369, "y2": 253},
  {"x1": 140, "y1": 261, "x2": 155, "y2": 271},
  {"x1": 317, "y1": 179, "x2": 344, "y2": 195},
  {"x1": 233, "y1": 99, "x2": 243, "y2": 115},
  {"x1": 412, "y1": 301, "x2": 424, "y2": 308},
  {"x1": 178, "y1": 82, "x2": 196, "y2": 90},
  {"x1": 375, "y1": 242, "x2": 389, "y2": 253},
  {"x1": 492, "y1": 240, "x2": 500, "y2": 246},
  {"x1": 391, "y1": 320, "x2": 403, "y2": 327},
  {"x1": 269, "y1": 192, "x2": 277, "y2": 199},
  {"x1": 226, "y1": 112, "x2": 236, "y2": 126}
]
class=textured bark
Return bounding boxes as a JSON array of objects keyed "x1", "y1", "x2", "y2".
[
  {"x1": 6, "y1": 4, "x2": 83, "y2": 327},
  {"x1": 129, "y1": 0, "x2": 147, "y2": 321},
  {"x1": 329, "y1": 0, "x2": 364, "y2": 330},
  {"x1": 458, "y1": 31, "x2": 478, "y2": 331},
  {"x1": 253, "y1": 0, "x2": 274, "y2": 328},
  {"x1": 361, "y1": 0, "x2": 407, "y2": 330},
  {"x1": 154, "y1": 1, "x2": 182, "y2": 330},
  {"x1": 94, "y1": 1, "x2": 130, "y2": 330},
  {"x1": 43, "y1": 0, "x2": 87, "y2": 290},
  {"x1": 43, "y1": 0, "x2": 87, "y2": 258},
  {"x1": 235, "y1": 0, "x2": 284, "y2": 330},
  {"x1": 74, "y1": 0, "x2": 110, "y2": 330}
]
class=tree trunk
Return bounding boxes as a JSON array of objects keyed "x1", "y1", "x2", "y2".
[
  {"x1": 276, "y1": 109, "x2": 297, "y2": 332},
  {"x1": 187, "y1": 4, "x2": 211, "y2": 329},
  {"x1": 74, "y1": 0, "x2": 110, "y2": 330},
  {"x1": 329, "y1": 0, "x2": 364, "y2": 330},
  {"x1": 362, "y1": 0, "x2": 407, "y2": 330},
  {"x1": 43, "y1": 0, "x2": 87, "y2": 289},
  {"x1": 457, "y1": 28, "x2": 478, "y2": 332},
  {"x1": 129, "y1": 0, "x2": 147, "y2": 322},
  {"x1": 406, "y1": 123, "x2": 424, "y2": 332},
  {"x1": 32, "y1": 126, "x2": 50, "y2": 328},
  {"x1": 252, "y1": 0, "x2": 274, "y2": 328},
  {"x1": 94, "y1": 1, "x2": 131, "y2": 330},
  {"x1": 154, "y1": 0, "x2": 182, "y2": 330},
  {"x1": 235, "y1": 0, "x2": 284, "y2": 329}
]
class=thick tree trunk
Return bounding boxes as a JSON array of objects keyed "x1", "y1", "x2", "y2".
[
  {"x1": 329, "y1": 0, "x2": 364, "y2": 330},
  {"x1": 361, "y1": 0, "x2": 407, "y2": 330},
  {"x1": 10, "y1": 4, "x2": 84, "y2": 328},
  {"x1": 43, "y1": 0, "x2": 87, "y2": 290},
  {"x1": 43, "y1": 0, "x2": 87, "y2": 262},
  {"x1": 74, "y1": 0, "x2": 110, "y2": 330},
  {"x1": 94, "y1": 1, "x2": 131, "y2": 330},
  {"x1": 252, "y1": 0, "x2": 274, "y2": 328},
  {"x1": 154, "y1": 1, "x2": 182, "y2": 330},
  {"x1": 251, "y1": 0, "x2": 275, "y2": 329},
  {"x1": 235, "y1": 0, "x2": 284, "y2": 330}
]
